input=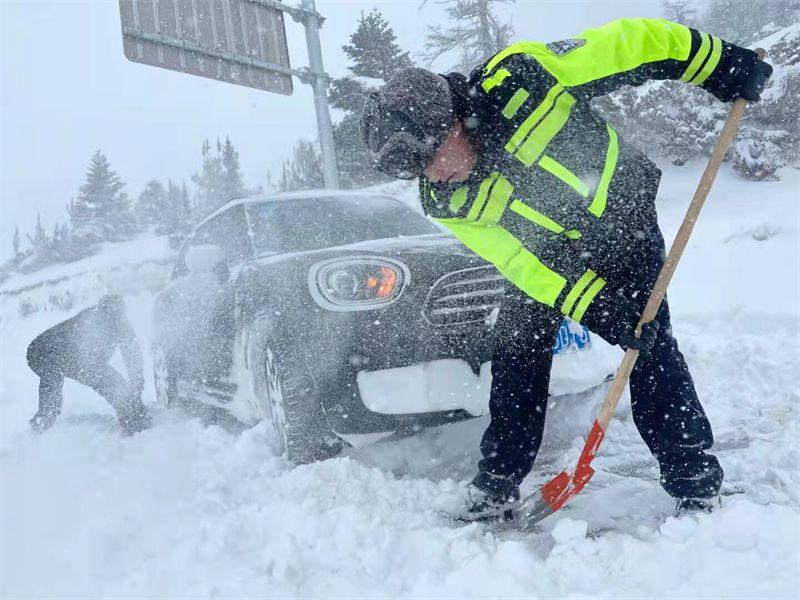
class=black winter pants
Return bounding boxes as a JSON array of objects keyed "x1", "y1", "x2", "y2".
[
  {"x1": 27, "y1": 351, "x2": 147, "y2": 434},
  {"x1": 473, "y1": 227, "x2": 723, "y2": 501}
]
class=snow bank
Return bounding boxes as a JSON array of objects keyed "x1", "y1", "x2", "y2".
[
  {"x1": 0, "y1": 234, "x2": 172, "y2": 322},
  {"x1": 2, "y1": 414, "x2": 796, "y2": 598}
]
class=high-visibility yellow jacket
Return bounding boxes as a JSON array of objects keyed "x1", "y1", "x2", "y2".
[{"x1": 420, "y1": 18, "x2": 759, "y2": 334}]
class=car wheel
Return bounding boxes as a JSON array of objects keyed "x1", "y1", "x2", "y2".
[
  {"x1": 264, "y1": 346, "x2": 288, "y2": 450},
  {"x1": 153, "y1": 344, "x2": 178, "y2": 408},
  {"x1": 256, "y1": 337, "x2": 342, "y2": 465}
]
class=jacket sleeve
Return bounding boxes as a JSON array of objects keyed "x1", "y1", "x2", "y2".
[
  {"x1": 433, "y1": 213, "x2": 643, "y2": 340},
  {"x1": 420, "y1": 175, "x2": 619, "y2": 332},
  {"x1": 478, "y1": 18, "x2": 760, "y2": 104}
]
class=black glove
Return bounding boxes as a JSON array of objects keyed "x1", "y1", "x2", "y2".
[
  {"x1": 29, "y1": 411, "x2": 57, "y2": 433},
  {"x1": 618, "y1": 320, "x2": 660, "y2": 359},
  {"x1": 739, "y1": 60, "x2": 772, "y2": 102}
]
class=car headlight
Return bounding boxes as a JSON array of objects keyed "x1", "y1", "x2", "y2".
[{"x1": 309, "y1": 257, "x2": 410, "y2": 311}]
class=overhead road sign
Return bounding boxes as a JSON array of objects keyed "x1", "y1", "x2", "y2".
[
  {"x1": 119, "y1": 0, "x2": 340, "y2": 188},
  {"x1": 120, "y1": 0, "x2": 294, "y2": 95}
]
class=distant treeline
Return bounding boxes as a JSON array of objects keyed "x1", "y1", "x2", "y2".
[{"x1": 4, "y1": 137, "x2": 250, "y2": 278}]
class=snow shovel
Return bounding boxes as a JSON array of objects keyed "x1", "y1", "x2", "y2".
[{"x1": 519, "y1": 49, "x2": 767, "y2": 528}]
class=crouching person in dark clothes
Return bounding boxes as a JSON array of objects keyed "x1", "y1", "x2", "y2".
[{"x1": 26, "y1": 294, "x2": 151, "y2": 435}]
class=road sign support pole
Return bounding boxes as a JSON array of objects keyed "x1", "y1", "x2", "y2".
[{"x1": 300, "y1": 0, "x2": 340, "y2": 189}]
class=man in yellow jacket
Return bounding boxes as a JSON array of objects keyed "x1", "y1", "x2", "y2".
[{"x1": 361, "y1": 18, "x2": 771, "y2": 518}]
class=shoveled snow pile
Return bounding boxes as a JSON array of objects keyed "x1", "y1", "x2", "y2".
[{"x1": 1, "y1": 164, "x2": 798, "y2": 598}]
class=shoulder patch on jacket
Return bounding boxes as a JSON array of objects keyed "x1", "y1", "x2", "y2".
[{"x1": 545, "y1": 38, "x2": 586, "y2": 56}]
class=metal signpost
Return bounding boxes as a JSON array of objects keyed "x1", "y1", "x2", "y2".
[{"x1": 119, "y1": 0, "x2": 340, "y2": 188}]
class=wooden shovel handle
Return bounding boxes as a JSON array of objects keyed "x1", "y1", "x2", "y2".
[{"x1": 596, "y1": 48, "x2": 766, "y2": 430}]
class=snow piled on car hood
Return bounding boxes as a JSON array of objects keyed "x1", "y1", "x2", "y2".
[
  {"x1": 249, "y1": 232, "x2": 468, "y2": 267},
  {"x1": 1, "y1": 164, "x2": 799, "y2": 597}
]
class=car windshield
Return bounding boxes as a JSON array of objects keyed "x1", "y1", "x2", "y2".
[{"x1": 247, "y1": 196, "x2": 440, "y2": 254}]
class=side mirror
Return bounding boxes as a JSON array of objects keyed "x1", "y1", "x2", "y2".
[{"x1": 185, "y1": 244, "x2": 226, "y2": 274}]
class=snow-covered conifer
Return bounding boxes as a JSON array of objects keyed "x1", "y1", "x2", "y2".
[
  {"x1": 423, "y1": 0, "x2": 514, "y2": 73},
  {"x1": 192, "y1": 139, "x2": 225, "y2": 218},
  {"x1": 27, "y1": 214, "x2": 48, "y2": 254},
  {"x1": 192, "y1": 138, "x2": 248, "y2": 217},
  {"x1": 702, "y1": 0, "x2": 798, "y2": 45},
  {"x1": 220, "y1": 137, "x2": 246, "y2": 202},
  {"x1": 180, "y1": 181, "x2": 192, "y2": 229},
  {"x1": 12, "y1": 226, "x2": 21, "y2": 261},
  {"x1": 328, "y1": 10, "x2": 413, "y2": 188},
  {"x1": 279, "y1": 140, "x2": 323, "y2": 191},
  {"x1": 22, "y1": 213, "x2": 54, "y2": 269},
  {"x1": 49, "y1": 222, "x2": 72, "y2": 261},
  {"x1": 70, "y1": 150, "x2": 131, "y2": 244},
  {"x1": 662, "y1": 0, "x2": 696, "y2": 25},
  {"x1": 137, "y1": 179, "x2": 167, "y2": 229},
  {"x1": 160, "y1": 179, "x2": 193, "y2": 236},
  {"x1": 731, "y1": 23, "x2": 800, "y2": 179},
  {"x1": 342, "y1": 9, "x2": 413, "y2": 82}
]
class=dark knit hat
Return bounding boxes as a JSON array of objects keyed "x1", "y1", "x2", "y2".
[{"x1": 360, "y1": 68, "x2": 455, "y2": 179}]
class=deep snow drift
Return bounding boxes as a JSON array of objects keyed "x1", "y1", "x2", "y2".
[{"x1": 1, "y1": 164, "x2": 798, "y2": 598}]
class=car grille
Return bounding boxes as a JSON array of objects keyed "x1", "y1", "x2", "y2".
[{"x1": 423, "y1": 266, "x2": 507, "y2": 327}]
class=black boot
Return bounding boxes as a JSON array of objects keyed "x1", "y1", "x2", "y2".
[
  {"x1": 675, "y1": 496, "x2": 720, "y2": 516},
  {"x1": 463, "y1": 473, "x2": 521, "y2": 522}
]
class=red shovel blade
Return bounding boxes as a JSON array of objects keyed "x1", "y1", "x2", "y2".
[{"x1": 519, "y1": 419, "x2": 606, "y2": 527}]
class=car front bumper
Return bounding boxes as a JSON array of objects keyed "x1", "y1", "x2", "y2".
[{"x1": 319, "y1": 321, "x2": 620, "y2": 437}]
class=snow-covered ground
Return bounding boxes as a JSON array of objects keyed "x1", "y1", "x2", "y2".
[{"x1": 1, "y1": 164, "x2": 798, "y2": 598}]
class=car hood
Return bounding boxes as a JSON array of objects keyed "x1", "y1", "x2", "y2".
[{"x1": 249, "y1": 233, "x2": 476, "y2": 268}]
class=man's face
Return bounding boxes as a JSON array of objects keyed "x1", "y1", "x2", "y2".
[{"x1": 423, "y1": 120, "x2": 477, "y2": 183}]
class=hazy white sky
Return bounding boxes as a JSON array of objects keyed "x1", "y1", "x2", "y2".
[{"x1": 0, "y1": 0, "x2": 666, "y2": 256}]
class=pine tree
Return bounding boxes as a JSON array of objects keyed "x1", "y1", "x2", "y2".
[
  {"x1": 328, "y1": 76, "x2": 368, "y2": 114},
  {"x1": 332, "y1": 112, "x2": 379, "y2": 189},
  {"x1": 424, "y1": 0, "x2": 514, "y2": 73},
  {"x1": 220, "y1": 137, "x2": 246, "y2": 202},
  {"x1": 70, "y1": 150, "x2": 131, "y2": 244},
  {"x1": 25, "y1": 213, "x2": 52, "y2": 268},
  {"x1": 12, "y1": 227, "x2": 21, "y2": 260},
  {"x1": 279, "y1": 140, "x2": 323, "y2": 191},
  {"x1": 700, "y1": 0, "x2": 799, "y2": 178},
  {"x1": 729, "y1": 22, "x2": 800, "y2": 180},
  {"x1": 160, "y1": 179, "x2": 193, "y2": 236},
  {"x1": 192, "y1": 139, "x2": 225, "y2": 217},
  {"x1": 327, "y1": 10, "x2": 413, "y2": 188},
  {"x1": 702, "y1": 0, "x2": 798, "y2": 44},
  {"x1": 27, "y1": 214, "x2": 48, "y2": 252},
  {"x1": 192, "y1": 138, "x2": 248, "y2": 217},
  {"x1": 342, "y1": 9, "x2": 413, "y2": 81},
  {"x1": 50, "y1": 222, "x2": 71, "y2": 260},
  {"x1": 86, "y1": 151, "x2": 131, "y2": 239},
  {"x1": 137, "y1": 179, "x2": 167, "y2": 229},
  {"x1": 662, "y1": 0, "x2": 696, "y2": 24},
  {"x1": 180, "y1": 181, "x2": 192, "y2": 228}
]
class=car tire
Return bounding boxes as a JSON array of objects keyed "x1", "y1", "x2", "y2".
[
  {"x1": 250, "y1": 328, "x2": 342, "y2": 464},
  {"x1": 153, "y1": 344, "x2": 179, "y2": 408}
]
